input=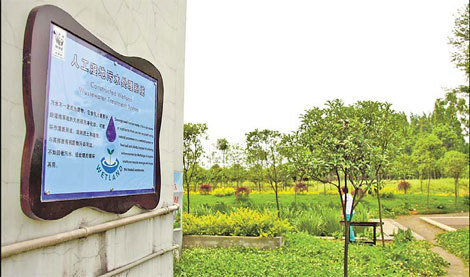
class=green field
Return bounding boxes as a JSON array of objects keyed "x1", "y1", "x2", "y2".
[
  {"x1": 175, "y1": 232, "x2": 448, "y2": 276},
  {"x1": 182, "y1": 190, "x2": 468, "y2": 239},
  {"x1": 185, "y1": 192, "x2": 469, "y2": 218}
]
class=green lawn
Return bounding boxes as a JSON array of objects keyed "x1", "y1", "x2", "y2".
[
  {"x1": 436, "y1": 228, "x2": 470, "y2": 264},
  {"x1": 175, "y1": 232, "x2": 448, "y2": 276},
  {"x1": 185, "y1": 193, "x2": 469, "y2": 218}
]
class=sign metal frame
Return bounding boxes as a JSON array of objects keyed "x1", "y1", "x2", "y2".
[{"x1": 21, "y1": 5, "x2": 164, "y2": 220}]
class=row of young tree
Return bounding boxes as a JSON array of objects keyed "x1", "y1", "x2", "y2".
[{"x1": 184, "y1": 96, "x2": 469, "y2": 203}]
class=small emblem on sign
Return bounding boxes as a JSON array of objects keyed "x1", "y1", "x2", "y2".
[
  {"x1": 52, "y1": 25, "x2": 66, "y2": 60},
  {"x1": 96, "y1": 116, "x2": 122, "y2": 181}
]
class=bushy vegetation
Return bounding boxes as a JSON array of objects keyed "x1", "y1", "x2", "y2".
[
  {"x1": 210, "y1": 187, "x2": 234, "y2": 196},
  {"x1": 235, "y1": 186, "x2": 250, "y2": 200},
  {"x1": 436, "y1": 228, "x2": 470, "y2": 264},
  {"x1": 185, "y1": 195, "x2": 375, "y2": 237},
  {"x1": 295, "y1": 182, "x2": 307, "y2": 192},
  {"x1": 175, "y1": 232, "x2": 448, "y2": 276},
  {"x1": 199, "y1": 184, "x2": 212, "y2": 194},
  {"x1": 183, "y1": 208, "x2": 293, "y2": 237},
  {"x1": 187, "y1": 193, "x2": 469, "y2": 221},
  {"x1": 397, "y1": 181, "x2": 411, "y2": 194},
  {"x1": 182, "y1": 191, "x2": 467, "y2": 238}
]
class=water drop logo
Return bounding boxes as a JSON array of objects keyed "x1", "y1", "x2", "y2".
[
  {"x1": 106, "y1": 116, "x2": 116, "y2": 142},
  {"x1": 96, "y1": 116, "x2": 122, "y2": 181}
]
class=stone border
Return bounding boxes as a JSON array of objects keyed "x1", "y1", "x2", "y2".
[
  {"x1": 388, "y1": 219, "x2": 426, "y2": 240},
  {"x1": 420, "y1": 217, "x2": 457, "y2": 232},
  {"x1": 183, "y1": 235, "x2": 283, "y2": 249}
]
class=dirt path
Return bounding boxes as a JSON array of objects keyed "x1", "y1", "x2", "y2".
[{"x1": 395, "y1": 213, "x2": 469, "y2": 277}]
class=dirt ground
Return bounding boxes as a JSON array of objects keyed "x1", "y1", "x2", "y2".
[{"x1": 395, "y1": 212, "x2": 469, "y2": 277}]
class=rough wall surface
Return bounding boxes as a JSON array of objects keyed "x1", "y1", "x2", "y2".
[{"x1": 1, "y1": 0, "x2": 186, "y2": 275}]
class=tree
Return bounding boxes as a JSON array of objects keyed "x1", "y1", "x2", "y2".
[
  {"x1": 280, "y1": 132, "x2": 310, "y2": 185},
  {"x1": 391, "y1": 153, "x2": 415, "y2": 181},
  {"x1": 353, "y1": 101, "x2": 402, "y2": 247},
  {"x1": 409, "y1": 113, "x2": 433, "y2": 136},
  {"x1": 432, "y1": 123, "x2": 463, "y2": 152},
  {"x1": 246, "y1": 129, "x2": 284, "y2": 218},
  {"x1": 300, "y1": 100, "x2": 378, "y2": 276},
  {"x1": 432, "y1": 97, "x2": 466, "y2": 152},
  {"x1": 189, "y1": 163, "x2": 206, "y2": 191},
  {"x1": 247, "y1": 164, "x2": 265, "y2": 191},
  {"x1": 216, "y1": 138, "x2": 230, "y2": 168},
  {"x1": 227, "y1": 143, "x2": 246, "y2": 188},
  {"x1": 280, "y1": 132, "x2": 311, "y2": 203},
  {"x1": 449, "y1": 4, "x2": 469, "y2": 79},
  {"x1": 183, "y1": 123, "x2": 208, "y2": 213},
  {"x1": 445, "y1": 4, "x2": 469, "y2": 135},
  {"x1": 439, "y1": 151, "x2": 467, "y2": 207},
  {"x1": 413, "y1": 134, "x2": 445, "y2": 210}
]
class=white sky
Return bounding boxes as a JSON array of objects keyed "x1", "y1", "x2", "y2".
[{"x1": 183, "y1": 0, "x2": 468, "y2": 149}]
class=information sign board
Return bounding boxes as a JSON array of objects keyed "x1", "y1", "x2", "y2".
[{"x1": 42, "y1": 24, "x2": 157, "y2": 201}]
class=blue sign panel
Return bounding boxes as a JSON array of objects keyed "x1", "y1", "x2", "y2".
[{"x1": 42, "y1": 24, "x2": 158, "y2": 201}]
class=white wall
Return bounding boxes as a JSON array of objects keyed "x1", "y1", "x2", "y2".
[{"x1": 1, "y1": 0, "x2": 185, "y2": 275}]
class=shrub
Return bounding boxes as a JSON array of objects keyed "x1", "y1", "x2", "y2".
[
  {"x1": 213, "y1": 201, "x2": 229, "y2": 213},
  {"x1": 199, "y1": 184, "x2": 212, "y2": 194},
  {"x1": 295, "y1": 182, "x2": 307, "y2": 193},
  {"x1": 397, "y1": 181, "x2": 411, "y2": 194},
  {"x1": 211, "y1": 187, "x2": 234, "y2": 197},
  {"x1": 381, "y1": 191, "x2": 394, "y2": 199},
  {"x1": 464, "y1": 194, "x2": 470, "y2": 206},
  {"x1": 235, "y1": 186, "x2": 250, "y2": 199},
  {"x1": 193, "y1": 203, "x2": 215, "y2": 216},
  {"x1": 394, "y1": 228, "x2": 415, "y2": 244},
  {"x1": 294, "y1": 211, "x2": 325, "y2": 235},
  {"x1": 183, "y1": 208, "x2": 293, "y2": 237},
  {"x1": 437, "y1": 228, "x2": 469, "y2": 264}
]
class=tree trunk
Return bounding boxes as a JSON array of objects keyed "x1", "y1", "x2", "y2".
[
  {"x1": 186, "y1": 182, "x2": 190, "y2": 214},
  {"x1": 323, "y1": 183, "x2": 326, "y2": 195},
  {"x1": 427, "y1": 168, "x2": 431, "y2": 211},
  {"x1": 344, "y1": 220, "x2": 349, "y2": 277},
  {"x1": 343, "y1": 173, "x2": 349, "y2": 277},
  {"x1": 454, "y1": 178, "x2": 458, "y2": 208},
  {"x1": 376, "y1": 179, "x2": 385, "y2": 247},
  {"x1": 274, "y1": 182, "x2": 280, "y2": 218}
]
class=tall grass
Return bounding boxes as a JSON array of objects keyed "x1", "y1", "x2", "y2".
[{"x1": 189, "y1": 198, "x2": 371, "y2": 237}]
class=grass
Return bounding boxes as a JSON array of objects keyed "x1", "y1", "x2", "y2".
[
  {"x1": 185, "y1": 193, "x2": 469, "y2": 219},
  {"x1": 189, "y1": 178, "x2": 470, "y2": 196},
  {"x1": 175, "y1": 232, "x2": 448, "y2": 276},
  {"x1": 182, "y1": 192, "x2": 467, "y2": 238},
  {"x1": 436, "y1": 228, "x2": 470, "y2": 265}
]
